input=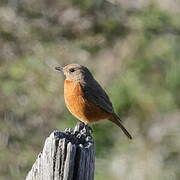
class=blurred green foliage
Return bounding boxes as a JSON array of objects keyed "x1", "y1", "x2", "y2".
[{"x1": 0, "y1": 0, "x2": 180, "y2": 180}]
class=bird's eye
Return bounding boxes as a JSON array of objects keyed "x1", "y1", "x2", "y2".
[{"x1": 69, "y1": 68, "x2": 75, "y2": 72}]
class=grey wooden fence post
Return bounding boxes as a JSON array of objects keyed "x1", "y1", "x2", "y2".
[{"x1": 26, "y1": 122, "x2": 95, "y2": 180}]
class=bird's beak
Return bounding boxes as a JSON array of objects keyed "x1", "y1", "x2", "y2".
[{"x1": 55, "y1": 66, "x2": 64, "y2": 72}]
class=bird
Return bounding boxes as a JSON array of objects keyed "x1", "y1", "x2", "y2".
[{"x1": 55, "y1": 64, "x2": 132, "y2": 139}]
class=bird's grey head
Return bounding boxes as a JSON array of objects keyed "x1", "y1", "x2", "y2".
[{"x1": 55, "y1": 64, "x2": 93, "y2": 82}]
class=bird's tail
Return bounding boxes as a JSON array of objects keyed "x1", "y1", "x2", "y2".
[{"x1": 109, "y1": 114, "x2": 132, "y2": 139}]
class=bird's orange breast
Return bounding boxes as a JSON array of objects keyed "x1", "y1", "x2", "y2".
[{"x1": 64, "y1": 80, "x2": 109, "y2": 123}]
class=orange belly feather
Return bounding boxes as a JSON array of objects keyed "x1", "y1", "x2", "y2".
[{"x1": 64, "y1": 80, "x2": 109, "y2": 123}]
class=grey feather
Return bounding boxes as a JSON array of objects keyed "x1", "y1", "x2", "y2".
[{"x1": 80, "y1": 79, "x2": 114, "y2": 114}]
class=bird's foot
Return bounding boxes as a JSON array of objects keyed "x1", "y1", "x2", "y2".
[
  {"x1": 84, "y1": 124, "x2": 93, "y2": 133},
  {"x1": 75, "y1": 121, "x2": 93, "y2": 134}
]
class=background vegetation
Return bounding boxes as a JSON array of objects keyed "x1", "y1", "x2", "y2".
[{"x1": 0, "y1": 0, "x2": 180, "y2": 179}]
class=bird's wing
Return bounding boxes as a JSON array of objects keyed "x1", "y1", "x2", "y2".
[{"x1": 80, "y1": 80, "x2": 114, "y2": 114}]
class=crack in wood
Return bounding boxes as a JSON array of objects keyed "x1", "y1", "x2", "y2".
[{"x1": 26, "y1": 122, "x2": 95, "y2": 180}]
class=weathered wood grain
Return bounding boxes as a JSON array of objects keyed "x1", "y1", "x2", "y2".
[{"x1": 26, "y1": 122, "x2": 95, "y2": 180}]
